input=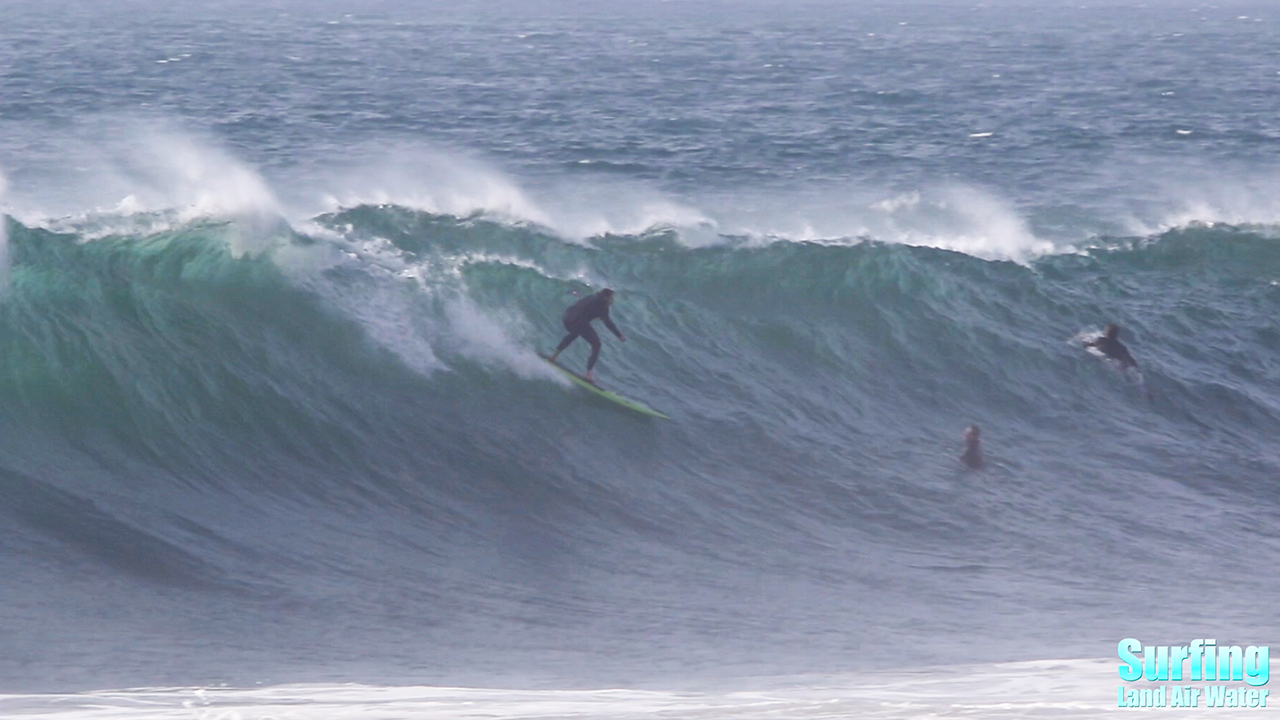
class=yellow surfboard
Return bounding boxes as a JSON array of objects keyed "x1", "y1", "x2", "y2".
[{"x1": 539, "y1": 354, "x2": 671, "y2": 419}]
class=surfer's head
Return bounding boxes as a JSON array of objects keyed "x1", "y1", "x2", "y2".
[
  {"x1": 1104, "y1": 323, "x2": 1120, "y2": 339},
  {"x1": 965, "y1": 424, "x2": 981, "y2": 445},
  {"x1": 600, "y1": 288, "x2": 615, "y2": 305},
  {"x1": 960, "y1": 424, "x2": 984, "y2": 469}
]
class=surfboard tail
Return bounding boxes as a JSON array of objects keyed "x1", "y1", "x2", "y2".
[{"x1": 537, "y1": 353, "x2": 670, "y2": 419}]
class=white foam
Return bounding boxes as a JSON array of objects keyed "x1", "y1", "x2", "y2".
[
  {"x1": 1, "y1": 119, "x2": 281, "y2": 254},
  {"x1": 136, "y1": 131, "x2": 282, "y2": 252},
  {"x1": 306, "y1": 142, "x2": 713, "y2": 244},
  {"x1": 272, "y1": 234, "x2": 445, "y2": 376},
  {"x1": 871, "y1": 185, "x2": 1054, "y2": 261},
  {"x1": 1143, "y1": 169, "x2": 1280, "y2": 232},
  {"x1": 9, "y1": 123, "x2": 1053, "y2": 266},
  {"x1": 4, "y1": 658, "x2": 1263, "y2": 719},
  {"x1": 534, "y1": 179, "x2": 715, "y2": 242},
  {"x1": 709, "y1": 185, "x2": 1056, "y2": 263},
  {"x1": 310, "y1": 144, "x2": 555, "y2": 230},
  {"x1": 441, "y1": 296, "x2": 565, "y2": 381},
  {"x1": 273, "y1": 228, "x2": 564, "y2": 384}
]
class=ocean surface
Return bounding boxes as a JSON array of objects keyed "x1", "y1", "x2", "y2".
[{"x1": 2, "y1": 0, "x2": 1279, "y2": 716}]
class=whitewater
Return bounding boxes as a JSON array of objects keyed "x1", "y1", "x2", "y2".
[{"x1": 1, "y1": 1, "x2": 1278, "y2": 718}]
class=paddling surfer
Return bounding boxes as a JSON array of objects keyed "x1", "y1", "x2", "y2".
[
  {"x1": 549, "y1": 289, "x2": 626, "y2": 383},
  {"x1": 960, "y1": 424, "x2": 984, "y2": 470},
  {"x1": 1085, "y1": 323, "x2": 1138, "y2": 370}
]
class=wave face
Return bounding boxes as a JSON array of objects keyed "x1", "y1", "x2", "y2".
[
  {"x1": 3, "y1": 209, "x2": 1280, "y2": 690},
  {"x1": 2, "y1": 0, "x2": 1280, "y2": 694}
]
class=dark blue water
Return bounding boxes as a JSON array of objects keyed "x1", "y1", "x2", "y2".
[{"x1": 1, "y1": 0, "x2": 1278, "y2": 695}]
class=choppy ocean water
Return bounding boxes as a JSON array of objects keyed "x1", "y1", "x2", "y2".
[{"x1": 1, "y1": 1, "x2": 1278, "y2": 717}]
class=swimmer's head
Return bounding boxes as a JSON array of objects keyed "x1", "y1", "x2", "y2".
[
  {"x1": 965, "y1": 424, "x2": 981, "y2": 443},
  {"x1": 1104, "y1": 323, "x2": 1121, "y2": 339},
  {"x1": 601, "y1": 288, "x2": 615, "y2": 305}
]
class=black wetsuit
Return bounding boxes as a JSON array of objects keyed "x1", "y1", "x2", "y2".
[
  {"x1": 961, "y1": 443, "x2": 984, "y2": 470},
  {"x1": 554, "y1": 291, "x2": 623, "y2": 371},
  {"x1": 1088, "y1": 336, "x2": 1138, "y2": 369}
]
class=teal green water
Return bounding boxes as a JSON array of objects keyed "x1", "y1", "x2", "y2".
[{"x1": 1, "y1": 0, "x2": 1278, "y2": 695}]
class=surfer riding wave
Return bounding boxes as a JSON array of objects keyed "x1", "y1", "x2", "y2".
[{"x1": 550, "y1": 288, "x2": 626, "y2": 384}]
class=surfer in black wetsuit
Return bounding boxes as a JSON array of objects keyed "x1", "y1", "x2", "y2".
[
  {"x1": 960, "y1": 424, "x2": 984, "y2": 470},
  {"x1": 549, "y1": 288, "x2": 626, "y2": 383},
  {"x1": 1085, "y1": 324, "x2": 1138, "y2": 370}
]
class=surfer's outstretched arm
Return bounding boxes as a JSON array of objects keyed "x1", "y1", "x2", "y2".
[
  {"x1": 590, "y1": 288, "x2": 624, "y2": 341},
  {"x1": 601, "y1": 311, "x2": 624, "y2": 341}
]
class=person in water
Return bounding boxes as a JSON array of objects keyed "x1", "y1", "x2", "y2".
[
  {"x1": 960, "y1": 424, "x2": 984, "y2": 470},
  {"x1": 1085, "y1": 323, "x2": 1138, "y2": 370},
  {"x1": 549, "y1": 288, "x2": 626, "y2": 383}
]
